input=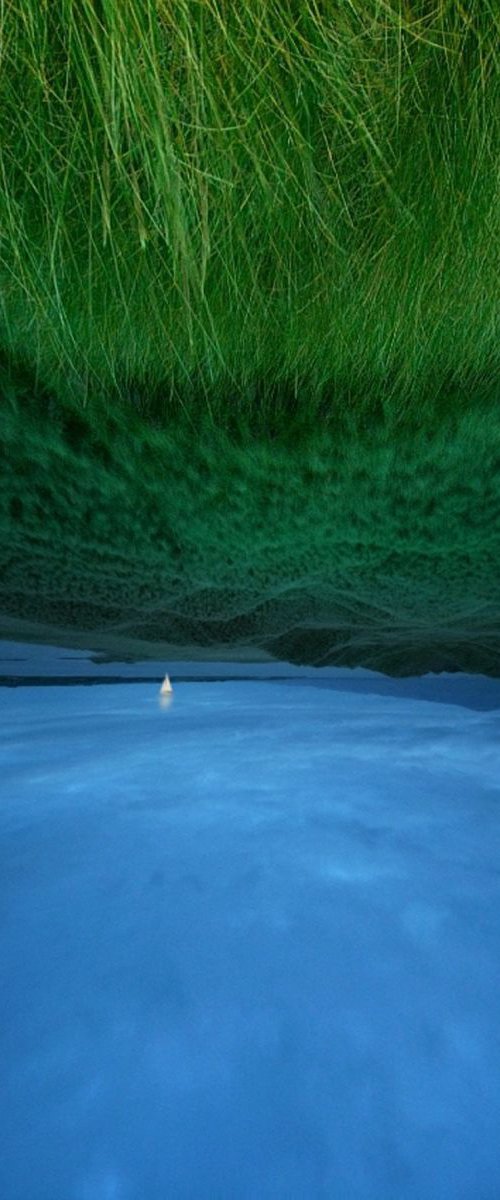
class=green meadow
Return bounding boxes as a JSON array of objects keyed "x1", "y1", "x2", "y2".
[{"x1": 1, "y1": 1, "x2": 499, "y2": 673}]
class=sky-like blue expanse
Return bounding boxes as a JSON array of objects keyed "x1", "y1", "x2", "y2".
[{"x1": 1, "y1": 643, "x2": 500, "y2": 1199}]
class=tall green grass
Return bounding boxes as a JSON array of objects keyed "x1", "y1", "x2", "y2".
[
  {"x1": 0, "y1": 0, "x2": 498, "y2": 428},
  {"x1": 1, "y1": 1, "x2": 500, "y2": 672}
]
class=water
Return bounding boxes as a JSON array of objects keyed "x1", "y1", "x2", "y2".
[{"x1": 1, "y1": 649, "x2": 500, "y2": 1199}]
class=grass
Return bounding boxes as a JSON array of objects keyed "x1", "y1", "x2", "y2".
[
  {"x1": 0, "y1": 2, "x2": 499, "y2": 673},
  {"x1": 2, "y1": 373, "x2": 500, "y2": 674},
  {"x1": 0, "y1": 0, "x2": 498, "y2": 429}
]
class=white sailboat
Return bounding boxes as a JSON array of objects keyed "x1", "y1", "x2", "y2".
[{"x1": 159, "y1": 673, "x2": 173, "y2": 707}]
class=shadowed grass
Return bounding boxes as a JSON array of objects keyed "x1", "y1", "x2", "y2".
[{"x1": 2, "y1": 372, "x2": 500, "y2": 675}]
